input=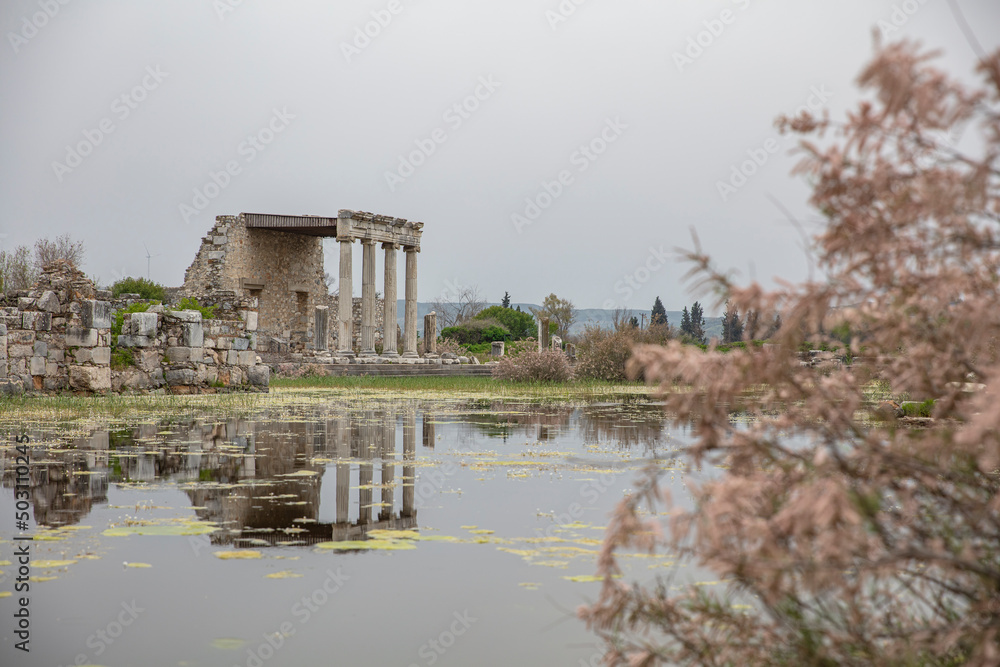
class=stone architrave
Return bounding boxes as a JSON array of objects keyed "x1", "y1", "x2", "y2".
[
  {"x1": 360, "y1": 240, "x2": 377, "y2": 357},
  {"x1": 423, "y1": 312, "x2": 437, "y2": 356},
  {"x1": 402, "y1": 247, "x2": 419, "y2": 358},
  {"x1": 538, "y1": 317, "x2": 550, "y2": 351},
  {"x1": 314, "y1": 305, "x2": 329, "y2": 351},
  {"x1": 337, "y1": 238, "x2": 354, "y2": 356},
  {"x1": 381, "y1": 242, "x2": 399, "y2": 357}
]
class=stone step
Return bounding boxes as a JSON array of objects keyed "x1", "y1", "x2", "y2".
[{"x1": 315, "y1": 364, "x2": 494, "y2": 378}]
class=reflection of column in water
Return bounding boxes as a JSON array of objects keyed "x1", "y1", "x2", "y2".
[
  {"x1": 402, "y1": 406, "x2": 416, "y2": 518},
  {"x1": 358, "y1": 410, "x2": 374, "y2": 525},
  {"x1": 335, "y1": 414, "x2": 350, "y2": 525},
  {"x1": 380, "y1": 407, "x2": 395, "y2": 521},
  {"x1": 422, "y1": 412, "x2": 435, "y2": 448}
]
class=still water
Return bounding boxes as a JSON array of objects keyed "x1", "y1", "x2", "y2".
[{"x1": 1, "y1": 395, "x2": 692, "y2": 666}]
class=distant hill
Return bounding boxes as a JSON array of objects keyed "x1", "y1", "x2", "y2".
[{"x1": 401, "y1": 302, "x2": 722, "y2": 340}]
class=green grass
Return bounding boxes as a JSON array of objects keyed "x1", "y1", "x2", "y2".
[{"x1": 270, "y1": 374, "x2": 650, "y2": 398}]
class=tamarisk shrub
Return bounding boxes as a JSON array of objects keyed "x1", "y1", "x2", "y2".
[{"x1": 580, "y1": 40, "x2": 1000, "y2": 666}]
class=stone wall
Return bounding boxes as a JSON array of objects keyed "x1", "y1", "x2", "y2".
[
  {"x1": 0, "y1": 261, "x2": 267, "y2": 395},
  {"x1": 180, "y1": 214, "x2": 326, "y2": 347},
  {"x1": 0, "y1": 260, "x2": 112, "y2": 394}
]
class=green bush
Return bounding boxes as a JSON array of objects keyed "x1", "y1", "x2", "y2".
[
  {"x1": 474, "y1": 306, "x2": 536, "y2": 340},
  {"x1": 111, "y1": 302, "x2": 152, "y2": 339},
  {"x1": 174, "y1": 297, "x2": 217, "y2": 320},
  {"x1": 111, "y1": 277, "x2": 167, "y2": 302},
  {"x1": 441, "y1": 319, "x2": 510, "y2": 345}
]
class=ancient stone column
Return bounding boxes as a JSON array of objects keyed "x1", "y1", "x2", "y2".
[
  {"x1": 337, "y1": 238, "x2": 354, "y2": 356},
  {"x1": 402, "y1": 247, "x2": 419, "y2": 358},
  {"x1": 538, "y1": 317, "x2": 550, "y2": 351},
  {"x1": 360, "y1": 239, "x2": 377, "y2": 357},
  {"x1": 314, "y1": 305, "x2": 329, "y2": 351},
  {"x1": 423, "y1": 312, "x2": 437, "y2": 356},
  {"x1": 381, "y1": 242, "x2": 399, "y2": 358}
]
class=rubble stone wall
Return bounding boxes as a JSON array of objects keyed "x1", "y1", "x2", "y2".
[{"x1": 0, "y1": 261, "x2": 267, "y2": 395}]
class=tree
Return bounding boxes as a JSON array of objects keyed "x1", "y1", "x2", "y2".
[
  {"x1": 689, "y1": 301, "x2": 706, "y2": 344},
  {"x1": 680, "y1": 306, "x2": 691, "y2": 336},
  {"x1": 628, "y1": 316, "x2": 639, "y2": 329},
  {"x1": 431, "y1": 284, "x2": 485, "y2": 328},
  {"x1": 650, "y1": 297, "x2": 668, "y2": 327},
  {"x1": 501, "y1": 291, "x2": 511, "y2": 309},
  {"x1": 582, "y1": 42, "x2": 1000, "y2": 665},
  {"x1": 0, "y1": 246, "x2": 35, "y2": 292},
  {"x1": 474, "y1": 305, "x2": 536, "y2": 340},
  {"x1": 111, "y1": 277, "x2": 167, "y2": 302},
  {"x1": 533, "y1": 293, "x2": 576, "y2": 339},
  {"x1": 721, "y1": 300, "x2": 743, "y2": 343},
  {"x1": 34, "y1": 233, "x2": 84, "y2": 269}
]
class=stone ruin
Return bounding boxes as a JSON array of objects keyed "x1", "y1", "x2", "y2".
[{"x1": 0, "y1": 260, "x2": 267, "y2": 395}]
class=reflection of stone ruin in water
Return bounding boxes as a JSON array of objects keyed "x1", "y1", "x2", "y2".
[{"x1": 3, "y1": 406, "x2": 418, "y2": 546}]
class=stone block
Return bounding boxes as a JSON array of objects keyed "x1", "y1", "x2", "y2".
[
  {"x1": 82, "y1": 300, "x2": 113, "y2": 329},
  {"x1": 226, "y1": 350, "x2": 239, "y2": 366},
  {"x1": 248, "y1": 365, "x2": 270, "y2": 388},
  {"x1": 132, "y1": 312, "x2": 158, "y2": 337},
  {"x1": 9, "y1": 345, "x2": 32, "y2": 358},
  {"x1": 213, "y1": 236, "x2": 228, "y2": 245},
  {"x1": 237, "y1": 351, "x2": 256, "y2": 366},
  {"x1": 167, "y1": 310, "x2": 202, "y2": 324},
  {"x1": 117, "y1": 335, "x2": 154, "y2": 348},
  {"x1": 32, "y1": 312, "x2": 51, "y2": 331},
  {"x1": 232, "y1": 337, "x2": 249, "y2": 351},
  {"x1": 17, "y1": 297, "x2": 35, "y2": 310},
  {"x1": 69, "y1": 366, "x2": 111, "y2": 392},
  {"x1": 167, "y1": 347, "x2": 195, "y2": 363},
  {"x1": 183, "y1": 322, "x2": 204, "y2": 347},
  {"x1": 37, "y1": 291, "x2": 61, "y2": 313},
  {"x1": 242, "y1": 311, "x2": 258, "y2": 332},
  {"x1": 66, "y1": 327, "x2": 98, "y2": 347},
  {"x1": 9, "y1": 330, "x2": 34, "y2": 345},
  {"x1": 216, "y1": 337, "x2": 232, "y2": 350},
  {"x1": 21, "y1": 312, "x2": 36, "y2": 330},
  {"x1": 47, "y1": 348, "x2": 64, "y2": 363},
  {"x1": 33, "y1": 341, "x2": 48, "y2": 357},
  {"x1": 0, "y1": 323, "x2": 6, "y2": 336},
  {"x1": 30, "y1": 356, "x2": 46, "y2": 376},
  {"x1": 91, "y1": 347, "x2": 111, "y2": 365},
  {"x1": 314, "y1": 306, "x2": 329, "y2": 351},
  {"x1": 207, "y1": 251, "x2": 224, "y2": 261},
  {"x1": 46, "y1": 362, "x2": 59, "y2": 376},
  {"x1": 165, "y1": 369, "x2": 195, "y2": 386},
  {"x1": 491, "y1": 341, "x2": 505, "y2": 357},
  {"x1": 72, "y1": 349, "x2": 92, "y2": 364},
  {"x1": 136, "y1": 349, "x2": 162, "y2": 371},
  {"x1": 0, "y1": 379, "x2": 24, "y2": 396}
]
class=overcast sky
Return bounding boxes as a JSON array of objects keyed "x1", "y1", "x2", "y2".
[{"x1": 2, "y1": 0, "x2": 997, "y2": 314}]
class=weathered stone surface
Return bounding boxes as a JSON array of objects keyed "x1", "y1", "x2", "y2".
[
  {"x1": 132, "y1": 312, "x2": 158, "y2": 337},
  {"x1": 248, "y1": 365, "x2": 270, "y2": 387},
  {"x1": 69, "y1": 366, "x2": 111, "y2": 392},
  {"x1": 9, "y1": 330, "x2": 35, "y2": 345},
  {"x1": 33, "y1": 312, "x2": 52, "y2": 331},
  {"x1": 226, "y1": 350, "x2": 239, "y2": 366},
  {"x1": 232, "y1": 337, "x2": 249, "y2": 351},
  {"x1": 9, "y1": 345, "x2": 33, "y2": 358},
  {"x1": 165, "y1": 369, "x2": 195, "y2": 386},
  {"x1": 183, "y1": 322, "x2": 204, "y2": 347},
  {"x1": 237, "y1": 351, "x2": 256, "y2": 366},
  {"x1": 33, "y1": 341, "x2": 48, "y2": 357},
  {"x1": 491, "y1": 341, "x2": 505, "y2": 357},
  {"x1": 243, "y1": 310, "x2": 258, "y2": 331},
  {"x1": 91, "y1": 347, "x2": 111, "y2": 365},
  {"x1": 0, "y1": 379, "x2": 24, "y2": 396},
  {"x1": 71, "y1": 348, "x2": 92, "y2": 364},
  {"x1": 423, "y1": 312, "x2": 437, "y2": 355},
  {"x1": 167, "y1": 347, "x2": 199, "y2": 363},
  {"x1": 117, "y1": 335, "x2": 154, "y2": 348},
  {"x1": 81, "y1": 300, "x2": 113, "y2": 329},
  {"x1": 66, "y1": 327, "x2": 98, "y2": 347},
  {"x1": 47, "y1": 348, "x2": 64, "y2": 363},
  {"x1": 29, "y1": 356, "x2": 46, "y2": 376},
  {"x1": 37, "y1": 291, "x2": 61, "y2": 313},
  {"x1": 166, "y1": 310, "x2": 202, "y2": 324}
]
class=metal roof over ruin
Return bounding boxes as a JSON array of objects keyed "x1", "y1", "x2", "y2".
[{"x1": 242, "y1": 211, "x2": 423, "y2": 249}]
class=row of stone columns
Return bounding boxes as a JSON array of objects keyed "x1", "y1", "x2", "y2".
[{"x1": 336, "y1": 238, "x2": 419, "y2": 358}]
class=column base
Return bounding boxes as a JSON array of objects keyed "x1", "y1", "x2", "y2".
[
  {"x1": 401, "y1": 352, "x2": 419, "y2": 359},
  {"x1": 381, "y1": 351, "x2": 400, "y2": 359},
  {"x1": 337, "y1": 350, "x2": 355, "y2": 359},
  {"x1": 359, "y1": 350, "x2": 378, "y2": 358}
]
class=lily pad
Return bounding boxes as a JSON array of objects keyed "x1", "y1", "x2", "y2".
[
  {"x1": 315, "y1": 539, "x2": 416, "y2": 551},
  {"x1": 214, "y1": 551, "x2": 263, "y2": 560},
  {"x1": 103, "y1": 521, "x2": 217, "y2": 537}
]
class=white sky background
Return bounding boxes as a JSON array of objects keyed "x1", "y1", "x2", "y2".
[{"x1": 1, "y1": 0, "x2": 997, "y2": 314}]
